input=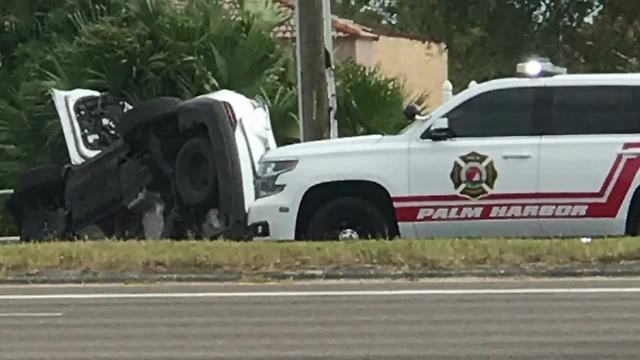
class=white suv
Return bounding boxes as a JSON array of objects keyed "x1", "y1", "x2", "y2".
[{"x1": 248, "y1": 60, "x2": 640, "y2": 240}]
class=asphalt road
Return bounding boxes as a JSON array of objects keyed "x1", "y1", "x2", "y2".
[{"x1": 0, "y1": 278, "x2": 639, "y2": 359}]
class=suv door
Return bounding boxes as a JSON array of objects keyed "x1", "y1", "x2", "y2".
[
  {"x1": 538, "y1": 85, "x2": 640, "y2": 237},
  {"x1": 52, "y1": 88, "x2": 129, "y2": 165},
  {"x1": 405, "y1": 86, "x2": 544, "y2": 237}
]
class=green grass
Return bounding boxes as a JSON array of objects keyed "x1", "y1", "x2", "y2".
[{"x1": 1, "y1": 238, "x2": 640, "y2": 276}]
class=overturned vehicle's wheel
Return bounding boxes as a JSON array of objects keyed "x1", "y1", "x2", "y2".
[
  {"x1": 175, "y1": 137, "x2": 218, "y2": 207},
  {"x1": 171, "y1": 97, "x2": 247, "y2": 240},
  {"x1": 117, "y1": 97, "x2": 183, "y2": 149},
  {"x1": 6, "y1": 165, "x2": 68, "y2": 242}
]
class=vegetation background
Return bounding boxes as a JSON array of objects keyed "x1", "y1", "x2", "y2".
[{"x1": 0, "y1": 0, "x2": 418, "y2": 234}]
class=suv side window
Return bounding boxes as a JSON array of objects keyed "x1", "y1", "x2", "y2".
[
  {"x1": 551, "y1": 86, "x2": 640, "y2": 135},
  {"x1": 444, "y1": 87, "x2": 536, "y2": 138},
  {"x1": 628, "y1": 88, "x2": 640, "y2": 129}
]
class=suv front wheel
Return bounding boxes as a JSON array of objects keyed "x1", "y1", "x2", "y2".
[
  {"x1": 305, "y1": 197, "x2": 390, "y2": 240},
  {"x1": 6, "y1": 165, "x2": 67, "y2": 242}
]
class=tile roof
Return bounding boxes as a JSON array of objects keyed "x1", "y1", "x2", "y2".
[
  {"x1": 273, "y1": 0, "x2": 379, "y2": 40},
  {"x1": 175, "y1": 0, "x2": 435, "y2": 42}
]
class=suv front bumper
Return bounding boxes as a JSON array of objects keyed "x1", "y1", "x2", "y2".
[{"x1": 247, "y1": 194, "x2": 297, "y2": 240}]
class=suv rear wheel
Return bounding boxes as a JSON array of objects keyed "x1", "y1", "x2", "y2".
[{"x1": 305, "y1": 197, "x2": 390, "y2": 240}]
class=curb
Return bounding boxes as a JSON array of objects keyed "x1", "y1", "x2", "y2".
[{"x1": 3, "y1": 262, "x2": 640, "y2": 284}]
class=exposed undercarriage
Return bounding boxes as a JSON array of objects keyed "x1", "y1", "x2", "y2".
[{"x1": 6, "y1": 90, "x2": 274, "y2": 241}]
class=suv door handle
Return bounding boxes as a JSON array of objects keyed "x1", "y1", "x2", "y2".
[{"x1": 502, "y1": 153, "x2": 532, "y2": 159}]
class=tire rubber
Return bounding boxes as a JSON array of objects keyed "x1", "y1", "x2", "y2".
[
  {"x1": 176, "y1": 98, "x2": 246, "y2": 239},
  {"x1": 175, "y1": 137, "x2": 218, "y2": 206},
  {"x1": 7, "y1": 165, "x2": 64, "y2": 218},
  {"x1": 117, "y1": 97, "x2": 182, "y2": 145},
  {"x1": 19, "y1": 205, "x2": 67, "y2": 242},
  {"x1": 305, "y1": 197, "x2": 390, "y2": 240},
  {"x1": 6, "y1": 165, "x2": 67, "y2": 242},
  {"x1": 13, "y1": 165, "x2": 63, "y2": 195}
]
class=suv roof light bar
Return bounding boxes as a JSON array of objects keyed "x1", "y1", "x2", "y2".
[{"x1": 516, "y1": 57, "x2": 567, "y2": 78}]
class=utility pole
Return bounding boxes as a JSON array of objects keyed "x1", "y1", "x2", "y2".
[
  {"x1": 323, "y1": 0, "x2": 338, "y2": 139},
  {"x1": 295, "y1": 0, "x2": 329, "y2": 142}
]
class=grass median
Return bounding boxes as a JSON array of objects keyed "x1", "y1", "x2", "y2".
[{"x1": 1, "y1": 237, "x2": 640, "y2": 278}]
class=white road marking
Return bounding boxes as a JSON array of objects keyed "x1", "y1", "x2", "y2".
[
  {"x1": 0, "y1": 288, "x2": 640, "y2": 300},
  {"x1": 0, "y1": 313, "x2": 62, "y2": 317},
  {"x1": 0, "y1": 277, "x2": 637, "y2": 289}
]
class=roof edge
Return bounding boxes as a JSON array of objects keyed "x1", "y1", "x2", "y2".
[{"x1": 272, "y1": 0, "x2": 443, "y2": 44}]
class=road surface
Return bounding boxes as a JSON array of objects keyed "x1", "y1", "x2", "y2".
[{"x1": 0, "y1": 278, "x2": 639, "y2": 359}]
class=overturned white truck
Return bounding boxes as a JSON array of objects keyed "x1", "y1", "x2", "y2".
[{"x1": 5, "y1": 89, "x2": 277, "y2": 241}]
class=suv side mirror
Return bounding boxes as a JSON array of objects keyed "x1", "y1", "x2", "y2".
[
  {"x1": 403, "y1": 104, "x2": 421, "y2": 121},
  {"x1": 425, "y1": 117, "x2": 455, "y2": 141}
]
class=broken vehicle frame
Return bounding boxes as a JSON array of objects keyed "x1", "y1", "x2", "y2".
[{"x1": 5, "y1": 89, "x2": 277, "y2": 241}]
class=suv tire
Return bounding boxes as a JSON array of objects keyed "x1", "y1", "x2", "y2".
[
  {"x1": 305, "y1": 197, "x2": 390, "y2": 240},
  {"x1": 175, "y1": 137, "x2": 218, "y2": 207},
  {"x1": 6, "y1": 165, "x2": 67, "y2": 242},
  {"x1": 117, "y1": 97, "x2": 183, "y2": 146},
  {"x1": 177, "y1": 98, "x2": 246, "y2": 239}
]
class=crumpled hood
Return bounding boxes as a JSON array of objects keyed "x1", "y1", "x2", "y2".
[{"x1": 263, "y1": 134, "x2": 385, "y2": 159}]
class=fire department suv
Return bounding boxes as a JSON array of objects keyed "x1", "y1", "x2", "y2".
[{"x1": 248, "y1": 59, "x2": 640, "y2": 240}]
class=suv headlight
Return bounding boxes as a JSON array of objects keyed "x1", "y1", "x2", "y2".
[{"x1": 255, "y1": 160, "x2": 298, "y2": 199}]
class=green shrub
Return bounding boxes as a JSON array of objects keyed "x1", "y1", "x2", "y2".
[{"x1": 335, "y1": 60, "x2": 427, "y2": 137}]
